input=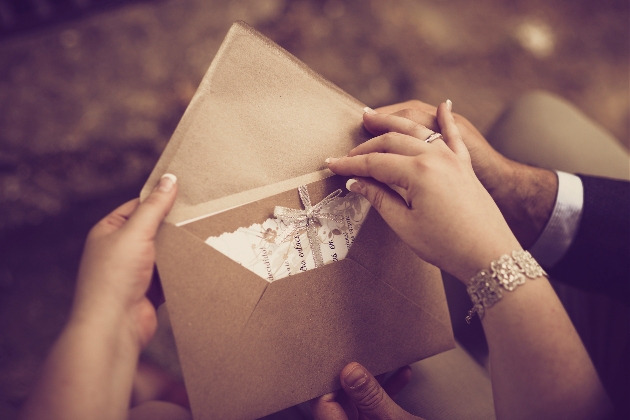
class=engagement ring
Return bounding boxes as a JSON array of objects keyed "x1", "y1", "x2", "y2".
[{"x1": 424, "y1": 132, "x2": 443, "y2": 143}]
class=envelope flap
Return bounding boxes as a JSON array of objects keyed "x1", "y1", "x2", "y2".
[
  {"x1": 141, "y1": 21, "x2": 370, "y2": 221},
  {"x1": 179, "y1": 175, "x2": 348, "y2": 239}
]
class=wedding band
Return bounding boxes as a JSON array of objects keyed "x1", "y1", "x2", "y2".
[{"x1": 425, "y1": 132, "x2": 443, "y2": 143}]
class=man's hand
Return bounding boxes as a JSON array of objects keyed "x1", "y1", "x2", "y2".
[
  {"x1": 373, "y1": 100, "x2": 557, "y2": 249},
  {"x1": 311, "y1": 363, "x2": 424, "y2": 420}
]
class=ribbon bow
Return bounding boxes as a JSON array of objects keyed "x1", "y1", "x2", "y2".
[{"x1": 274, "y1": 185, "x2": 345, "y2": 268}]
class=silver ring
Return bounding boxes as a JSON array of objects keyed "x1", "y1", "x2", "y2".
[{"x1": 425, "y1": 132, "x2": 443, "y2": 143}]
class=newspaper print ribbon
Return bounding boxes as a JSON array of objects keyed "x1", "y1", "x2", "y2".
[{"x1": 274, "y1": 185, "x2": 345, "y2": 268}]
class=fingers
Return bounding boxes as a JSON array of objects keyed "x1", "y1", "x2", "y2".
[
  {"x1": 340, "y1": 177, "x2": 413, "y2": 243},
  {"x1": 365, "y1": 109, "x2": 439, "y2": 137},
  {"x1": 374, "y1": 99, "x2": 437, "y2": 115},
  {"x1": 361, "y1": 111, "x2": 434, "y2": 141},
  {"x1": 89, "y1": 199, "x2": 140, "y2": 238},
  {"x1": 310, "y1": 392, "x2": 349, "y2": 420},
  {"x1": 125, "y1": 174, "x2": 178, "y2": 240},
  {"x1": 361, "y1": 112, "x2": 450, "y2": 156},
  {"x1": 382, "y1": 366, "x2": 412, "y2": 401},
  {"x1": 391, "y1": 108, "x2": 439, "y2": 132},
  {"x1": 112, "y1": 199, "x2": 141, "y2": 220},
  {"x1": 128, "y1": 401, "x2": 192, "y2": 420},
  {"x1": 340, "y1": 363, "x2": 412, "y2": 420},
  {"x1": 131, "y1": 362, "x2": 189, "y2": 408},
  {"x1": 327, "y1": 153, "x2": 411, "y2": 189},
  {"x1": 346, "y1": 177, "x2": 409, "y2": 223},
  {"x1": 436, "y1": 100, "x2": 469, "y2": 158},
  {"x1": 349, "y1": 132, "x2": 426, "y2": 157}
]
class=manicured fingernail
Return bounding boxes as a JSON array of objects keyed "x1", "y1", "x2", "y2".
[
  {"x1": 446, "y1": 99, "x2": 452, "y2": 111},
  {"x1": 363, "y1": 107, "x2": 377, "y2": 115},
  {"x1": 346, "y1": 178, "x2": 364, "y2": 193},
  {"x1": 157, "y1": 173, "x2": 177, "y2": 192},
  {"x1": 325, "y1": 157, "x2": 340, "y2": 164},
  {"x1": 344, "y1": 365, "x2": 367, "y2": 388}
]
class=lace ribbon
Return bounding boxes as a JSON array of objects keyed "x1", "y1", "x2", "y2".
[{"x1": 274, "y1": 185, "x2": 345, "y2": 268}]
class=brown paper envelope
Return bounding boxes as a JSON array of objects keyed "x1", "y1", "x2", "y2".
[
  {"x1": 142, "y1": 21, "x2": 454, "y2": 419},
  {"x1": 155, "y1": 176, "x2": 454, "y2": 420},
  {"x1": 140, "y1": 21, "x2": 371, "y2": 224}
]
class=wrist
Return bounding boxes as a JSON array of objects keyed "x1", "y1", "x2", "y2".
[
  {"x1": 21, "y1": 303, "x2": 143, "y2": 420},
  {"x1": 69, "y1": 296, "x2": 147, "y2": 355},
  {"x1": 70, "y1": 308, "x2": 140, "y2": 346},
  {"x1": 72, "y1": 272, "x2": 158, "y2": 350},
  {"x1": 490, "y1": 162, "x2": 557, "y2": 249},
  {"x1": 457, "y1": 239, "x2": 523, "y2": 285}
]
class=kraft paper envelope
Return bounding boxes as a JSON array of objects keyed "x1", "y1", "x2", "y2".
[{"x1": 141, "y1": 22, "x2": 454, "y2": 420}]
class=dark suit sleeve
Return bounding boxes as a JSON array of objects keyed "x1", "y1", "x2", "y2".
[{"x1": 548, "y1": 175, "x2": 629, "y2": 305}]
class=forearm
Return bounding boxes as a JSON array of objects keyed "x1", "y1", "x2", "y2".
[
  {"x1": 481, "y1": 277, "x2": 611, "y2": 420},
  {"x1": 470, "y1": 165, "x2": 611, "y2": 418},
  {"x1": 19, "y1": 179, "x2": 177, "y2": 420},
  {"x1": 490, "y1": 162, "x2": 557, "y2": 249},
  {"x1": 20, "y1": 312, "x2": 141, "y2": 420}
]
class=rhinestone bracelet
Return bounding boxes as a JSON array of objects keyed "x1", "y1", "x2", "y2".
[{"x1": 465, "y1": 250, "x2": 547, "y2": 323}]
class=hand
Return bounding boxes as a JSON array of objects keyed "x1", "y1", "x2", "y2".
[
  {"x1": 311, "y1": 363, "x2": 423, "y2": 420},
  {"x1": 373, "y1": 100, "x2": 557, "y2": 249},
  {"x1": 373, "y1": 100, "x2": 511, "y2": 195},
  {"x1": 128, "y1": 362, "x2": 192, "y2": 420},
  {"x1": 327, "y1": 103, "x2": 521, "y2": 282},
  {"x1": 72, "y1": 174, "x2": 178, "y2": 349},
  {"x1": 328, "y1": 104, "x2": 612, "y2": 420},
  {"x1": 20, "y1": 174, "x2": 179, "y2": 420}
]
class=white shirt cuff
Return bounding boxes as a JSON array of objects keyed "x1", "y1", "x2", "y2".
[{"x1": 528, "y1": 171, "x2": 584, "y2": 268}]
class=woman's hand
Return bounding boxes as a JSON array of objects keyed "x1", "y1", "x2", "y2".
[
  {"x1": 72, "y1": 174, "x2": 178, "y2": 348},
  {"x1": 371, "y1": 100, "x2": 557, "y2": 249},
  {"x1": 329, "y1": 103, "x2": 611, "y2": 419},
  {"x1": 327, "y1": 103, "x2": 520, "y2": 283},
  {"x1": 311, "y1": 363, "x2": 423, "y2": 420},
  {"x1": 20, "y1": 174, "x2": 179, "y2": 420}
]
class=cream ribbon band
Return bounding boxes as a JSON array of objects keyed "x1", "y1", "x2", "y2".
[{"x1": 274, "y1": 185, "x2": 345, "y2": 268}]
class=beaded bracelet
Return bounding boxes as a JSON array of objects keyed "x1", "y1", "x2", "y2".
[{"x1": 465, "y1": 250, "x2": 547, "y2": 323}]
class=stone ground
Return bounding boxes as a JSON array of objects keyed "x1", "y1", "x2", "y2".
[{"x1": 0, "y1": 0, "x2": 627, "y2": 418}]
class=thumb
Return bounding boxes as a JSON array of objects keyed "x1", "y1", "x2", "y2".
[
  {"x1": 340, "y1": 363, "x2": 417, "y2": 420},
  {"x1": 346, "y1": 177, "x2": 410, "y2": 233},
  {"x1": 125, "y1": 173, "x2": 178, "y2": 240}
]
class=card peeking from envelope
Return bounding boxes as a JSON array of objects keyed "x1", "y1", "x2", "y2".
[
  {"x1": 141, "y1": 22, "x2": 454, "y2": 420},
  {"x1": 206, "y1": 186, "x2": 371, "y2": 282}
]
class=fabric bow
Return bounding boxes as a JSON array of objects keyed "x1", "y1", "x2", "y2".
[{"x1": 274, "y1": 185, "x2": 345, "y2": 268}]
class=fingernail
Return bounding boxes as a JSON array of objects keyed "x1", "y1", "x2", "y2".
[
  {"x1": 446, "y1": 99, "x2": 452, "y2": 111},
  {"x1": 344, "y1": 365, "x2": 367, "y2": 388},
  {"x1": 363, "y1": 107, "x2": 377, "y2": 115},
  {"x1": 325, "y1": 157, "x2": 340, "y2": 164},
  {"x1": 346, "y1": 178, "x2": 364, "y2": 193},
  {"x1": 157, "y1": 173, "x2": 177, "y2": 192}
]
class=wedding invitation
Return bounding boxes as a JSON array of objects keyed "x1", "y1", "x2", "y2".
[{"x1": 206, "y1": 190, "x2": 371, "y2": 282}]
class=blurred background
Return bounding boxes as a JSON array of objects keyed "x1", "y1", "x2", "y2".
[{"x1": 0, "y1": 0, "x2": 627, "y2": 418}]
